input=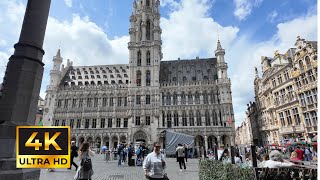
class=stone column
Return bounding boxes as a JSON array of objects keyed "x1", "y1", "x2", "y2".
[
  {"x1": 204, "y1": 135, "x2": 208, "y2": 153},
  {"x1": 217, "y1": 135, "x2": 221, "y2": 148},
  {"x1": 0, "y1": 0, "x2": 51, "y2": 179}
]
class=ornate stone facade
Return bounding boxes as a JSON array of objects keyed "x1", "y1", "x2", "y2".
[
  {"x1": 43, "y1": 0, "x2": 235, "y2": 150},
  {"x1": 254, "y1": 37, "x2": 317, "y2": 146}
]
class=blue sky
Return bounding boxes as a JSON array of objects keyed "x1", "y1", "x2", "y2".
[{"x1": 0, "y1": 0, "x2": 317, "y2": 126}]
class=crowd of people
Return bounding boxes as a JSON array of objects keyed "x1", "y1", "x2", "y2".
[
  {"x1": 47, "y1": 140, "x2": 318, "y2": 180},
  {"x1": 215, "y1": 144, "x2": 317, "y2": 169}
]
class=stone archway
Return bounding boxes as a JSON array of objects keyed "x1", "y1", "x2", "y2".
[
  {"x1": 221, "y1": 135, "x2": 231, "y2": 148},
  {"x1": 103, "y1": 136, "x2": 110, "y2": 147},
  {"x1": 78, "y1": 137, "x2": 85, "y2": 147},
  {"x1": 207, "y1": 135, "x2": 218, "y2": 150},
  {"x1": 120, "y1": 136, "x2": 127, "y2": 144},
  {"x1": 71, "y1": 137, "x2": 76, "y2": 143},
  {"x1": 87, "y1": 137, "x2": 94, "y2": 147},
  {"x1": 111, "y1": 136, "x2": 118, "y2": 150},
  {"x1": 95, "y1": 136, "x2": 101, "y2": 153},
  {"x1": 195, "y1": 135, "x2": 204, "y2": 158},
  {"x1": 133, "y1": 130, "x2": 148, "y2": 143}
]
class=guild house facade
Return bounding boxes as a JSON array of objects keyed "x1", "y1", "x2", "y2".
[{"x1": 43, "y1": 0, "x2": 235, "y2": 151}]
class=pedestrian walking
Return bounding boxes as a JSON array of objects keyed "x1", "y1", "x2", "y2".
[
  {"x1": 143, "y1": 142, "x2": 168, "y2": 180},
  {"x1": 74, "y1": 141, "x2": 94, "y2": 180},
  {"x1": 69, "y1": 141, "x2": 79, "y2": 171},
  {"x1": 176, "y1": 144, "x2": 186, "y2": 171},
  {"x1": 117, "y1": 143, "x2": 124, "y2": 166},
  {"x1": 184, "y1": 144, "x2": 188, "y2": 163},
  {"x1": 128, "y1": 143, "x2": 135, "y2": 166}
]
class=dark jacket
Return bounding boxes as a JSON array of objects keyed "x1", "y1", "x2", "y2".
[{"x1": 71, "y1": 145, "x2": 78, "y2": 157}]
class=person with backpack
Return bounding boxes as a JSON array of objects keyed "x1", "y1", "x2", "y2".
[
  {"x1": 74, "y1": 141, "x2": 94, "y2": 180},
  {"x1": 136, "y1": 144, "x2": 143, "y2": 166},
  {"x1": 117, "y1": 143, "x2": 124, "y2": 166},
  {"x1": 69, "y1": 141, "x2": 79, "y2": 170}
]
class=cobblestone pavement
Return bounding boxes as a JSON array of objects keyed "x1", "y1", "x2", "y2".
[{"x1": 40, "y1": 154, "x2": 199, "y2": 180}]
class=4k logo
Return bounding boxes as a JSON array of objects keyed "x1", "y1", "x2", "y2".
[{"x1": 16, "y1": 126, "x2": 70, "y2": 168}]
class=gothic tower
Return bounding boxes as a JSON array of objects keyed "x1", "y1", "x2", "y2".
[
  {"x1": 128, "y1": 0, "x2": 162, "y2": 144},
  {"x1": 43, "y1": 49, "x2": 63, "y2": 126}
]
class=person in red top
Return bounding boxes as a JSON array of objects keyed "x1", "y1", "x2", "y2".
[{"x1": 295, "y1": 146, "x2": 304, "y2": 160}]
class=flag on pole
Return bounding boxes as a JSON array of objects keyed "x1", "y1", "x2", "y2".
[{"x1": 227, "y1": 117, "x2": 233, "y2": 125}]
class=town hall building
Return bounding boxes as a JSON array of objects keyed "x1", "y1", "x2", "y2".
[{"x1": 43, "y1": 0, "x2": 235, "y2": 151}]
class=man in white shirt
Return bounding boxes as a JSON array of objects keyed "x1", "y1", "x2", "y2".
[
  {"x1": 259, "y1": 150, "x2": 294, "y2": 168},
  {"x1": 176, "y1": 144, "x2": 186, "y2": 171}
]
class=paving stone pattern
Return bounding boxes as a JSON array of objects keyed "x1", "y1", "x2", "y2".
[{"x1": 40, "y1": 154, "x2": 199, "y2": 180}]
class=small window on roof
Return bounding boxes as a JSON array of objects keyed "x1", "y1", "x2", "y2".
[
  {"x1": 111, "y1": 80, "x2": 116, "y2": 84},
  {"x1": 110, "y1": 75, "x2": 114, "y2": 78},
  {"x1": 103, "y1": 75, "x2": 107, "y2": 78}
]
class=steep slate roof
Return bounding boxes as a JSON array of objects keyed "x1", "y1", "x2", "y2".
[
  {"x1": 159, "y1": 58, "x2": 218, "y2": 84},
  {"x1": 61, "y1": 64, "x2": 130, "y2": 86}
]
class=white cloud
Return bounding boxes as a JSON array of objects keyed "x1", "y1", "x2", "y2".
[
  {"x1": 161, "y1": 0, "x2": 239, "y2": 60},
  {"x1": 64, "y1": 0, "x2": 72, "y2": 8},
  {"x1": 233, "y1": 0, "x2": 263, "y2": 21},
  {"x1": 0, "y1": 0, "x2": 317, "y2": 128},
  {"x1": 229, "y1": 13, "x2": 317, "y2": 127},
  {"x1": 267, "y1": 10, "x2": 278, "y2": 23}
]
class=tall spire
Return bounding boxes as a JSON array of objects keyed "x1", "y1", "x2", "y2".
[
  {"x1": 217, "y1": 39, "x2": 222, "y2": 50},
  {"x1": 56, "y1": 49, "x2": 61, "y2": 58}
]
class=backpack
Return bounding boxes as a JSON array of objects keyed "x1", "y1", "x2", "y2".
[
  {"x1": 136, "y1": 147, "x2": 141, "y2": 156},
  {"x1": 80, "y1": 152, "x2": 92, "y2": 171}
]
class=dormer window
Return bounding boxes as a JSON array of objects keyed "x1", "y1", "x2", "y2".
[
  {"x1": 117, "y1": 74, "x2": 121, "y2": 78},
  {"x1": 84, "y1": 71, "x2": 88, "y2": 74},
  {"x1": 111, "y1": 80, "x2": 116, "y2": 84},
  {"x1": 97, "y1": 75, "x2": 101, "y2": 78},
  {"x1": 103, "y1": 75, "x2": 107, "y2": 78},
  {"x1": 122, "y1": 69, "x2": 126, "y2": 73},
  {"x1": 124, "y1": 74, "x2": 128, "y2": 78},
  {"x1": 91, "y1": 75, "x2": 95, "y2": 79},
  {"x1": 78, "y1": 76, "x2": 82, "y2": 79},
  {"x1": 85, "y1": 76, "x2": 89, "y2": 79},
  {"x1": 102, "y1": 70, "x2": 106, "y2": 73},
  {"x1": 90, "y1": 71, "x2": 94, "y2": 74},
  {"x1": 110, "y1": 75, "x2": 114, "y2": 78}
]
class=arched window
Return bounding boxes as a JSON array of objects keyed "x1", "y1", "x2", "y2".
[
  {"x1": 189, "y1": 111, "x2": 194, "y2": 126},
  {"x1": 195, "y1": 91, "x2": 200, "y2": 104},
  {"x1": 188, "y1": 92, "x2": 193, "y2": 104},
  {"x1": 213, "y1": 111, "x2": 218, "y2": 126},
  {"x1": 299, "y1": 60, "x2": 304, "y2": 70},
  {"x1": 203, "y1": 91, "x2": 208, "y2": 104},
  {"x1": 210, "y1": 90, "x2": 215, "y2": 104},
  {"x1": 146, "y1": 70, "x2": 151, "y2": 86},
  {"x1": 146, "y1": 51, "x2": 151, "y2": 65},
  {"x1": 182, "y1": 111, "x2": 187, "y2": 126},
  {"x1": 162, "y1": 111, "x2": 165, "y2": 127},
  {"x1": 305, "y1": 56, "x2": 311, "y2": 66},
  {"x1": 181, "y1": 92, "x2": 186, "y2": 105},
  {"x1": 196, "y1": 110, "x2": 202, "y2": 126},
  {"x1": 136, "y1": 70, "x2": 141, "y2": 86},
  {"x1": 137, "y1": 51, "x2": 142, "y2": 66},
  {"x1": 167, "y1": 112, "x2": 172, "y2": 128},
  {"x1": 146, "y1": 20, "x2": 151, "y2": 40},
  {"x1": 146, "y1": 0, "x2": 150, "y2": 7},
  {"x1": 166, "y1": 92, "x2": 171, "y2": 105},
  {"x1": 205, "y1": 110, "x2": 210, "y2": 126},
  {"x1": 162, "y1": 93, "x2": 165, "y2": 106},
  {"x1": 173, "y1": 93, "x2": 177, "y2": 105},
  {"x1": 174, "y1": 111, "x2": 179, "y2": 126}
]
